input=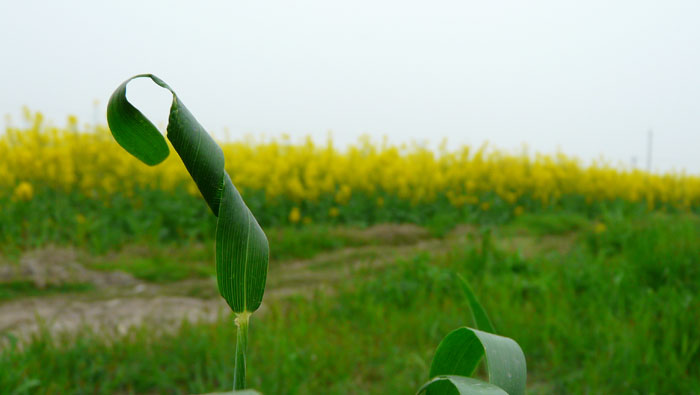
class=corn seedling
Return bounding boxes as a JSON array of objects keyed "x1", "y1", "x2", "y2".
[
  {"x1": 419, "y1": 274, "x2": 527, "y2": 394},
  {"x1": 107, "y1": 74, "x2": 526, "y2": 394},
  {"x1": 107, "y1": 74, "x2": 268, "y2": 391}
]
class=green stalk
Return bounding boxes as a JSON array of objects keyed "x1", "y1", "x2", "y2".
[{"x1": 234, "y1": 312, "x2": 250, "y2": 390}]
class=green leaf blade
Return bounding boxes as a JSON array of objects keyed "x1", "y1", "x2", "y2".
[
  {"x1": 472, "y1": 329, "x2": 526, "y2": 395},
  {"x1": 167, "y1": 97, "x2": 225, "y2": 215},
  {"x1": 418, "y1": 375, "x2": 508, "y2": 395},
  {"x1": 428, "y1": 327, "x2": 485, "y2": 394},
  {"x1": 458, "y1": 274, "x2": 495, "y2": 333},
  {"x1": 106, "y1": 75, "x2": 170, "y2": 166},
  {"x1": 216, "y1": 174, "x2": 269, "y2": 313},
  {"x1": 429, "y1": 328, "x2": 526, "y2": 395}
]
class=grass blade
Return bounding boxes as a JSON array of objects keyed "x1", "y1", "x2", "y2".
[{"x1": 457, "y1": 274, "x2": 495, "y2": 333}]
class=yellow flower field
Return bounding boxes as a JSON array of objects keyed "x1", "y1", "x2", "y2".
[{"x1": 2, "y1": 111, "x2": 698, "y2": 213}]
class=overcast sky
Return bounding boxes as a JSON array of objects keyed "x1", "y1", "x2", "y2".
[{"x1": 1, "y1": 0, "x2": 699, "y2": 173}]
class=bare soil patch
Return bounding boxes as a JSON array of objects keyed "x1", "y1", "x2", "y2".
[
  {"x1": 0, "y1": 246, "x2": 137, "y2": 288},
  {"x1": 332, "y1": 223, "x2": 431, "y2": 245},
  {"x1": 0, "y1": 224, "x2": 575, "y2": 342}
]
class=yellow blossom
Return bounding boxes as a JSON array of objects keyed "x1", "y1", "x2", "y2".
[
  {"x1": 594, "y1": 222, "x2": 607, "y2": 234},
  {"x1": 13, "y1": 181, "x2": 34, "y2": 201},
  {"x1": 289, "y1": 207, "x2": 301, "y2": 223},
  {"x1": 67, "y1": 115, "x2": 79, "y2": 128}
]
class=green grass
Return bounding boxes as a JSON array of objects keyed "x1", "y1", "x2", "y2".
[
  {"x1": 1, "y1": 213, "x2": 698, "y2": 393},
  {"x1": 266, "y1": 225, "x2": 382, "y2": 261},
  {"x1": 506, "y1": 211, "x2": 590, "y2": 235},
  {"x1": 89, "y1": 256, "x2": 213, "y2": 283},
  {"x1": 84, "y1": 243, "x2": 216, "y2": 282},
  {"x1": 0, "y1": 281, "x2": 94, "y2": 301},
  {"x1": 2, "y1": 183, "x2": 691, "y2": 255},
  {"x1": 80, "y1": 224, "x2": 429, "y2": 284}
]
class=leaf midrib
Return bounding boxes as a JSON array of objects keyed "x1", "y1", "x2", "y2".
[{"x1": 242, "y1": 208, "x2": 252, "y2": 311}]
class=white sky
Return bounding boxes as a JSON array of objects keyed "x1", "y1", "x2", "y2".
[{"x1": 1, "y1": 0, "x2": 699, "y2": 173}]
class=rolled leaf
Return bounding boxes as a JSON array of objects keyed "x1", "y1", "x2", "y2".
[
  {"x1": 106, "y1": 74, "x2": 269, "y2": 314},
  {"x1": 418, "y1": 375, "x2": 508, "y2": 395},
  {"x1": 428, "y1": 328, "x2": 526, "y2": 395}
]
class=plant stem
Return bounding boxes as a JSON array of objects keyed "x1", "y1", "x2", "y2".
[{"x1": 233, "y1": 311, "x2": 250, "y2": 391}]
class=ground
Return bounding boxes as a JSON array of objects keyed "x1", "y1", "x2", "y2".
[
  {"x1": 0, "y1": 223, "x2": 572, "y2": 341},
  {"x1": 1, "y1": 215, "x2": 697, "y2": 394}
]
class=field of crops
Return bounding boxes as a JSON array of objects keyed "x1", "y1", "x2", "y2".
[
  {"x1": 1, "y1": 112, "x2": 699, "y2": 393},
  {"x1": 2, "y1": 111, "x2": 699, "y2": 252}
]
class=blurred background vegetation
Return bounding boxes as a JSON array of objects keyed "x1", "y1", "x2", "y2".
[{"x1": 0, "y1": 114, "x2": 698, "y2": 393}]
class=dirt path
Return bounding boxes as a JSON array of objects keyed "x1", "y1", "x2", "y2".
[
  {"x1": 0, "y1": 225, "x2": 576, "y2": 343},
  {"x1": 0, "y1": 228, "x2": 459, "y2": 341}
]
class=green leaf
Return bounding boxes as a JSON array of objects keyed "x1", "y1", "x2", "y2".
[
  {"x1": 457, "y1": 274, "x2": 495, "y2": 333},
  {"x1": 418, "y1": 375, "x2": 508, "y2": 395},
  {"x1": 106, "y1": 74, "x2": 269, "y2": 314},
  {"x1": 428, "y1": 328, "x2": 526, "y2": 395},
  {"x1": 106, "y1": 74, "x2": 170, "y2": 166},
  {"x1": 428, "y1": 327, "x2": 484, "y2": 388}
]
